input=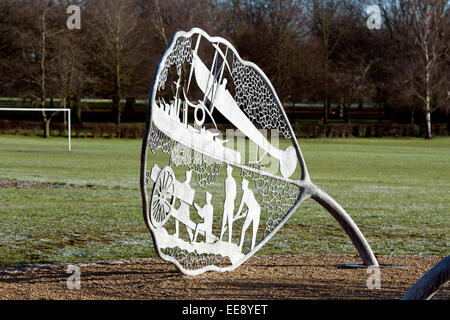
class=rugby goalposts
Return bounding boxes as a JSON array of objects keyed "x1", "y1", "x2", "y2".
[{"x1": 0, "y1": 108, "x2": 71, "y2": 151}]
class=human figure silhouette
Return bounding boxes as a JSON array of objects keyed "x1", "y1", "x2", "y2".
[
  {"x1": 174, "y1": 170, "x2": 193, "y2": 241},
  {"x1": 219, "y1": 165, "x2": 237, "y2": 243},
  {"x1": 193, "y1": 192, "x2": 214, "y2": 243},
  {"x1": 235, "y1": 179, "x2": 261, "y2": 251}
]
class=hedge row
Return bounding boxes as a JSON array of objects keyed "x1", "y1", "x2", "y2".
[
  {"x1": 292, "y1": 123, "x2": 449, "y2": 138},
  {"x1": 0, "y1": 120, "x2": 448, "y2": 139},
  {"x1": 0, "y1": 120, "x2": 145, "y2": 139}
]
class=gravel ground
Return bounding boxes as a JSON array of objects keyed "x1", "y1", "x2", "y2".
[{"x1": 0, "y1": 254, "x2": 448, "y2": 300}]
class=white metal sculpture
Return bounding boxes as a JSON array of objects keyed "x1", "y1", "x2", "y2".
[
  {"x1": 402, "y1": 255, "x2": 449, "y2": 300},
  {"x1": 140, "y1": 28, "x2": 379, "y2": 275}
]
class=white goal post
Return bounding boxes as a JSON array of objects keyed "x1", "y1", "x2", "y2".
[{"x1": 0, "y1": 108, "x2": 71, "y2": 151}]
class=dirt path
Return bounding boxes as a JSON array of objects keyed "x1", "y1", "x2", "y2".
[{"x1": 0, "y1": 254, "x2": 448, "y2": 300}]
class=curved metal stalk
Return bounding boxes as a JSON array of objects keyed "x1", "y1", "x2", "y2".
[
  {"x1": 402, "y1": 255, "x2": 449, "y2": 300},
  {"x1": 307, "y1": 183, "x2": 379, "y2": 266}
]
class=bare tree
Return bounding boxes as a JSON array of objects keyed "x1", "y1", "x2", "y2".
[
  {"x1": 326, "y1": 1, "x2": 381, "y2": 122},
  {"x1": 84, "y1": 0, "x2": 146, "y2": 126},
  {"x1": 264, "y1": 0, "x2": 309, "y2": 102},
  {"x1": 0, "y1": 0, "x2": 19, "y2": 96},
  {"x1": 138, "y1": 0, "x2": 215, "y2": 73},
  {"x1": 409, "y1": 1, "x2": 448, "y2": 138},
  {"x1": 379, "y1": 0, "x2": 449, "y2": 138},
  {"x1": 12, "y1": 0, "x2": 68, "y2": 137},
  {"x1": 50, "y1": 1, "x2": 87, "y2": 124},
  {"x1": 0, "y1": 1, "x2": 10, "y2": 91},
  {"x1": 215, "y1": 0, "x2": 309, "y2": 102},
  {"x1": 333, "y1": 61, "x2": 376, "y2": 123},
  {"x1": 53, "y1": 31, "x2": 86, "y2": 123},
  {"x1": 307, "y1": 0, "x2": 344, "y2": 123},
  {"x1": 1, "y1": 0, "x2": 446, "y2": 132}
]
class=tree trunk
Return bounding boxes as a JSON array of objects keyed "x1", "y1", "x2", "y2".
[
  {"x1": 323, "y1": 99, "x2": 330, "y2": 123},
  {"x1": 76, "y1": 96, "x2": 82, "y2": 123},
  {"x1": 425, "y1": 111, "x2": 432, "y2": 139},
  {"x1": 43, "y1": 117, "x2": 51, "y2": 138},
  {"x1": 378, "y1": 104, "x2": 383, "y2": 123},
  {"x1": 125, "y1": 97, "x2": 135, "y2": 113},
  {"x1": 112, "y1": 95, "x2": 121, "y2": 126},
  {"x1": 72, "y1": 95, "x2": 82, "y2": 124},
  {"x1": 424, "y1": 41, "x2": 432, "y2": 139},
  {"x1": 425, "y1": 70, "x2": 432, "y2": 139},
  {"x1": 344, "y1": 104, "x2": 350, "y2": 123},
  {"x1": 447, "y1": 113, "x2": 450, "y2": 136}
]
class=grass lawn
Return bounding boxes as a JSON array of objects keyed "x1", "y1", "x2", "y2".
[{"x1": 0, "y1": 135, "x2": 448, "y2": 267}]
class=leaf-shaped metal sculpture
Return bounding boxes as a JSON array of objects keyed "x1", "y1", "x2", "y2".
[{"x1": 140, "y1": 28, "x2": 378, "y2": 275}]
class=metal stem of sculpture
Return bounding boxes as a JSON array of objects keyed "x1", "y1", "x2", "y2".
[
  {"x1": 140, "y1": 28, "x2": 378, "y2": 275},
  {"x1": 310, "y1": 185, "x2": 378, "y2": 266},
  {"x1": 402, "y1": 255, "x2": 449, "y2": 300}
]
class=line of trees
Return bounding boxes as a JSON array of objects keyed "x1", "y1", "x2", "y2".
[{"x1": 0, "y1": 0, "x2": 448, "y2": 138}]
